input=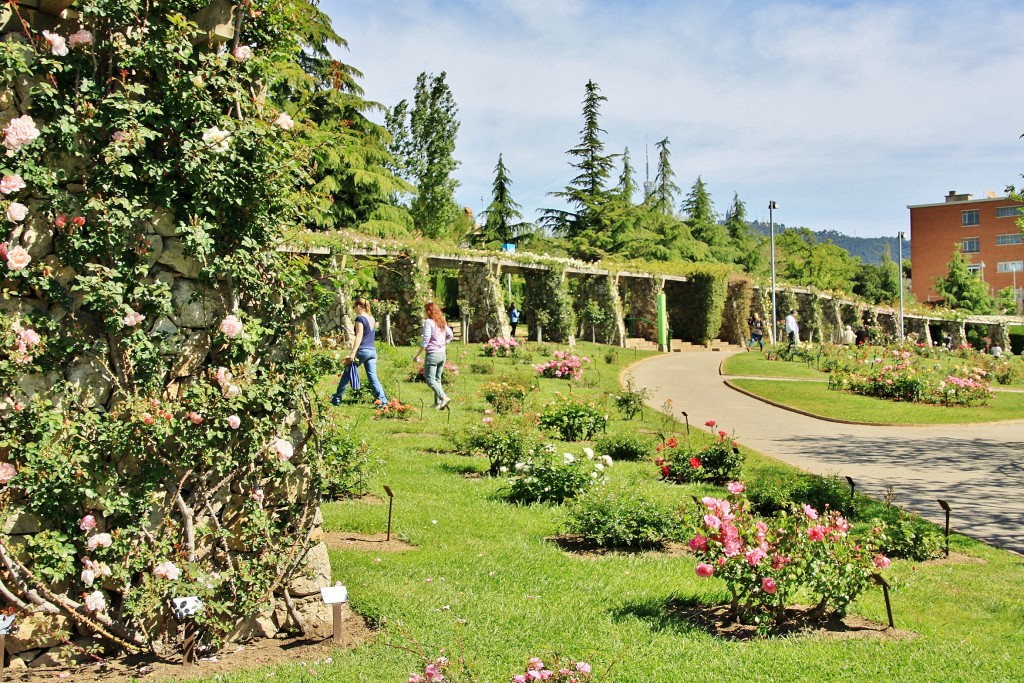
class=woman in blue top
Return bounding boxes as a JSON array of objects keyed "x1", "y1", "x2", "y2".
[
  {"x1": 330, "y1": 298, "x2": 389, "y2": 406},
  {"x1": 412, "y1": 301, "x2": 454, "y2": 410}
]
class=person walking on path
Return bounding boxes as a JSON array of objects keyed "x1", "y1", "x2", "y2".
[
  {"x1": 747, "y1": 312, "x2": 765, "y2": 352},
  {"x1": 331, "y1": 298, "x2": 389, "y2": 407},
  {"x1": 785, "y1": 309, "x2": 800, "y2": 347},
  {"x1": 508, "y1": 303, "x2": 521, "y2": 338},
  {"x1": 413, "y1": 301, "x2": 454, "y2": 410}
]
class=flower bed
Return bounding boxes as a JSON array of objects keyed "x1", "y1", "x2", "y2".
[
  {"x1": 535, "y1": 350, "x2": 590, "y2": 380},
  {"x1": 481, "y1": 336, "x2": 520, "y2": 357},
  {"x1": 507, "y1": 446, "x2": 611, "y2": 504},
  {"x1": 653, "y1": 420, "x2": 743, "y2": 485}
]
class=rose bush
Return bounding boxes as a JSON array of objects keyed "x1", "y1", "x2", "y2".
[{"x1": 654, "y1": 420, "x2": 744, "y2": 485}]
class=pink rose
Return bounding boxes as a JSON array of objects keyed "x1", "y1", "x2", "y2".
[
  {"x1": 727, "y1": 481, "x2": 745, "y2": 495},
  {"x1": 81, "y1": 567, "x2": 95, "y2": 586},
  {"x1": 762, "y1": 577, "x2": 777, "y2": 594},
  {"x1": 695, "y1": 562, "x2": 715, "y2": 578},
  {"x1": 4, "y1": 115, "x2": 40, "y2": 151},
  {"x1": 189, "y1": 411, "x2": 204, "y2": 425},
  {"x1": 6, "y1": 202, "x2": 28, "y2": 222},
  {"x1": 274, "y1": 438, "x2": 293, "y2": 462},
  {"x1": 833, "y1": 517, "x2": 850, "y2": 534},
  {"x1": 232, "y1": 45, "x2": 252, "y2": 61},
  {"x1": 84, "y1": 590, "x2": 106, "y2": 612},
  {"x1": 123, "y1": 310, "x2": 144, "y2": 327},
  {"x1": 482, "y1": 417, "x2": 493, "y2": 425},
  {"x1": 274, "y1": 112, "x2": 295, "y2": 130},
  {"x1": 703, "y1": 514, "x2": 721, "y2": 530},
  {"x1": 528, "y1": 658, "x2": 544, "y2": 671},
  {"x1": 576, "y1": 662, "x2": 591, "y2": 674},
  {"x1": 807, "y1": 525, "x2": 827, "y2": 542},
  {"x1": 873, "y1": 554, "x2": 891, "y2": 569},
  {"x1": 87, "y1": 533, "x2": 113, "y2": 551},
  {"x1": 80, "y1": 514, "x2": 97, "y2": 531},
  {"x1": 219, "y1": 314, "x2": 244, "y2": 338},
  {"x1": 17, "y1": 327, "x2": 40, "y2": 347},
  {"x1": 802, "y1": 504, "x2": 819, "y2": 520},
  {"x1": 688, "y1": 534, "x2": 709, "y2": 552},
  {"x1": 68, "y1": 30, "x2": 94, "y2": 48},
  {"x1": 746, "y1": 547, "x2": 766, "y2": 566},
  {"x1": 0, "y1": 462, "x2": 16, "y2": 483},
  {"x1": 6, "y1": 245, "x2": 30, "y2": 270},
  {"x1": 251, "y1": 488, "x2": 264, "y2": 506},
  {"x1": 153, "y1": 561, "x2": 180, "y2": 580},
  {"x1": 41, "y1": 30, "x2": 68, "y2": 56},
  {"x1": 227, "y1": 415, "x2": 241, "y2": 429},
  {"x1": 0, "y1": 174, "x2": 25, "y2": 195}
]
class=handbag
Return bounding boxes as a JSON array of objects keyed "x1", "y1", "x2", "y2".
[{"x1": 346, "y1": 359, "x2": 361, "y2": 391}]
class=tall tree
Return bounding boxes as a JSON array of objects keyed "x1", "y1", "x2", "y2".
[
  {"x1": 648, "y1": 137, "x2": 680, "y2": 217},
  {"x1": 776, "y1": 228, "x2": 859, "y2": 291},
  {"x1": 724, "y1": 192, "x2": 765, "y2": 274},
  {"x1": 615, "y1": 147, "x2": 639, "y2": 203},
  {"x1": 934, "y1": 247, "x2": 994, "y2": 313},
  {"x1": 478, "y1": 154, "x2": 533, "y2": 246},
  {"x1": 387, "y1": 71, "x2": 462, "y2": 238},
  {"x1": 540, "y1": 80, "x2": 617, "y2": 244},
  {"x1": 682, "y1": 176, "x2": 729, "y2": 258}
]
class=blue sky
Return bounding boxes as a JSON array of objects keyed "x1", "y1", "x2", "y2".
[{"x1": 321, "y1": 0, "x2": 1024, "y2": 238}]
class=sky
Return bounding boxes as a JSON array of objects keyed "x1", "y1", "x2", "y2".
[{"x1": 320, "y1": 0, "x2": 1024, "y2": 239}]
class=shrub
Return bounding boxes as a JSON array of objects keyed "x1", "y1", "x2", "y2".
[
  {"x1": 408, "y1": 360, "x2": 460, "y2": 385},
  {"x1": 594, "y1": 432, "x2": 656, "y2": 462},
  {"x1": 870, "y1": 512, "x2": 944, "y2": 561},
  {"x1": 747, "y1": 473, "x2": 854, "y2": 519},
  {"x1": 481, "y1": 336, "x2": 520, "y2": 357},
  {"x1": 373, "y1": 400, "x2": 414, "y2": 420},
  {"x1": 452, "y1": 419, "x2": 540, "y2": 475},
  {"x1": 538, "y1": 396, "x2": 606, "y2": 441},
  {"x1": 535, "y1": 350, "x2": 590, "y2": 380},
  {"x1": 654, "y1": 420, "x2": 743, "y2": 485},
  {"x1": 507, "y1": 447, "x2": 610, "y2": 504},
  {"x1": 481, "y1": 378, "x2": 534, "y2": 414},
  {"x1": 611, "y1": 376, "x2": 650, "y2": 420},
  {"x1": 468, "y1": 362, "x2": 494, "y2": 375},
  {"x1": 319, "y1": 420, "x2": 375, "y2": 499},
  {"x1": 565, "y1": 487, "x2": 683, "y2": 548}
]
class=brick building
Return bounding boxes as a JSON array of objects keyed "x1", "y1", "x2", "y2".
[{"x1": 907, "y1": 191, "x2": 1024, "y2": 305}]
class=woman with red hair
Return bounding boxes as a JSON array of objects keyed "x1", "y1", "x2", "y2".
[{"x1": 413, "y1": 302, "x2": 454, "y2": 409}]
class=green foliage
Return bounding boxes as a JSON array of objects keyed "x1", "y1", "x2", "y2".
[
  {"x1": 319, "y1": 419, "x2": 375, "y2": 499},
  {"x1": 481, "y1": 378, "x2": 534, "y2": 414},
  {"x1": 776, "y1": 228, "x2": 860, "y2": 291},
  {"x1": 451, "y1": 419, "x2": 540, "y2": 475},
  {"x1": 476, "y1": 154, "x2": 534, "y2": 247},
  {"x1": 747, "y1": 473, "x2": 854, "y2": 519},
  {"x1": 538, "y1": 396, "x2": 606, "y2": 441},
  {"x1": 594, "y1": 432, "x2": 656, "y2": 462},
  {"x1": 610, "y1": 376, "x2": 650, "y2": 419},
  {"x1": 655, "y1": 427, "x2": 744, "y2": 485},
  {"x1": 506, "y1": 447, "x2": 609, "y2": 505},
  {"x1": 934, "y1": 246, "x2": 994, "y2": 313},
  {"x1": 564, "y1": 486, "x2": 683, "y2": 548},
  {"x1": 869, "y1": 512, "x2": 944, "y2": 561}
]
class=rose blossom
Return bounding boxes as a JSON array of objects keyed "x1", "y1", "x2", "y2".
[
  {"x1": 576, "y1": 662, "x2": 591, "y2": 674},
  {"x1": 84, "y1": 590, "x2": 106, "y2": 612},
  {"x1": 746, "y1": 547, "x2": 766, "y2": 567},
  {"x1": 703, "y1": 514, "x2": 721, "y2": 530},
  {"x1": 688, "y1": 535, "x2": 709, "y2": 552},
  {"x1": 704, "y1": 419, "x2": 716, "y2": 427},
  {"x1": 0, "y1": 174, "x2": 25, "y2": 194},
  {"x1": 81, "y1": 567, "x2": 95, "y2": 586},
  {"x1": 227, "y1": 414, "x2": 241, "y2": 429},
  {"x1": 80, "y1": 514, "x2": 97, "y2": 531},
  {"x1": 68, "y1": 30, "x2": 94, "y2": 47},
  {"x1": 807, "y1": 525, "x2": 827, "y2": 542},
  {"x1": 202, "y1": 126, "x2": 230, "y2": 152},
  {"x1": 153, "y1": 561, "x2": 180, "y2": 580},
  {"x1": 123, "y1": 309, "x2": 144, "y2": 327},
  {"x1": 4, "y1": 115, "x2": 40, "y2": 151},
  {"x1": 6, "y1": 245, "x2": 30, "y2": 270},
  {"x1": 17, "y1": 327, "x2": 40, "y2": 347},
  {"x1": 0, "y1": 462, "x2": 16, "y2": 483},
  {"x1": 6, "y1": 202, "x2": 28, "y2": 222},
  {"x1": 727, "y1": 481, "x2": 745, "y2": 495},
  {"x1": 274, "y1": 438, "x2": 293, "y2": 462},
  {"x1": 41, "y1": 30, "x2": 68, "y2": 56},
  {"x1": 219, "y1": 314, "x2": 243, "y2": 337},
  {"x1": 695, "y1": 562, "x2": 715, "y2": 577},
  {"x1": 873, "y1": 554, "x2": 891, "y2": 569},
  {"x1": 189, "y1": 411, "x2": 204, "y2": 425},
  {"x1": 274, "y1": 112, "x2": 295, "y2": 130},
  {"x1": 802, "y1": 504, "x2": 819, "y2": 520},
  {"x1": 232, "y1": 45, "x2": 252, "y2": 61},
  {"x1": 87, "y1": 533, "x2": 113, "y2": 551},
  {"x1": 762, "y1": 577, "x2": 777, "y2": 594}
]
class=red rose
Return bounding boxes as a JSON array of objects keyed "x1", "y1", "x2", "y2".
[{"x1": 689, "y1": 457, "x2": 702, "y2": 469}]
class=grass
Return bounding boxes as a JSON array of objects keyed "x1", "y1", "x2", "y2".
[
  {"x1": 200, "y1": 341, "x2": 1024, "y2": 683},
  {"x1": 721, "y1": 351, "x2": 829, "y2": 379}
]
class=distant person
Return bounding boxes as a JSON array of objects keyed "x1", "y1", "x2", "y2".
[
  {"x1": 855, "y1": 327, "x2": 870, "y2": 346},
  {"x1": 748, "y1": 312, "x2": 765, "y2": 352},
  {"x1": 842, "y1": 325, "x2": 856, "y2": 345},
  {"x1": 784, "y1": 310, "x2": 799, "y2": 347},
  {"x1": 508, "y1": 303, "x2": 521, "y2": 338},
  {"x1": 413, "y1": 301, "x2": 454, "y2": 410},
  {"x1": 330, "y1": 298, "x2": 388, "y2": 407},
  {"x1": 990, "y1": 343, "x2": 1003, "y2": 358}
]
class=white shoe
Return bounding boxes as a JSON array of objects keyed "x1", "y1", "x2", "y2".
[{"x1": 438, "y1": 397, "x2": 451, "y2": 410}]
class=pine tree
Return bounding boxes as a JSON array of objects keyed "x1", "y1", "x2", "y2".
[
  {"x1": 648, "y1": 137, "x2": 680, "y2": 216},
  {"x1": 724, "y1": 192, "x2": 765, "y2": 274},
  {"x1": 682, "y1": 176, "x2": 729, "y2": 258},
  {"x1": 615, "y1": 147, "x2": 638, "y2": 203},
  {"x1": 935, "y1": 247, "x2": 994, "y2": 313},
  {"x1": 479, "y1": 154, "x2": 533, "y2": 246}
]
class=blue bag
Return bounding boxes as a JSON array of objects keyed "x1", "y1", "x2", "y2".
[{"x1": 346, "y1": 360, "x2": 361, "y2": 391}]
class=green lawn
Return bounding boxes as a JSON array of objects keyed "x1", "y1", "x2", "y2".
[
  {"x1": 202, "y1": 342, "x2": 1024, "y2": 682},
  {"x1": 721, "y1": 351, "x2": 829, "y2": 379}
]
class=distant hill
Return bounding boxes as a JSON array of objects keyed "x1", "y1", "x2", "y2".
[{"x1": 748, "y1": 221, "x2": 909, "y2": 266}]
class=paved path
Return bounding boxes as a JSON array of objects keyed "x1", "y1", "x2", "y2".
[{"x1": 628, "y1": 352, "x2": 1024, "y2": 555}]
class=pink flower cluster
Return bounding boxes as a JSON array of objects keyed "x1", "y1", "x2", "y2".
[
  {"x1": 407, "y1": 656, "x2": 448, "y2": 683},
  {"x1": 510, "y1": 657, "x2": 594, "y2": 683},
  {"x1": 3, "y1": 115, "x2": 40, "y2": 151},
  {"x1": 481, "y1": 336, "x2": 520, "y2": 357},
  {"x1": 535, "y1": 350, "x2": 589, "y2": 380}
]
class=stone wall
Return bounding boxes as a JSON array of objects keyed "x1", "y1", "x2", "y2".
[
  {"x1": 718, "y1": 277, "x2": 753, "y2": 345},
  {"x1": 522, "y1": 266, "x2": 575, "y2": 344},
  {"x1": 376, "y1": 254, "x2": 430, "y2": 345},
  {"x1": 620, "y1": 276, "x2": 662, "y2": 341},
  {"x1": 457, "y1": 260, "x2": 510, "y2": 342},
  {"x1": 573, "y1": 274, "x2": 626, "y2": 345}
]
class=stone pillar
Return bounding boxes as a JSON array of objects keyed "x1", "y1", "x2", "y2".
[
  {"x1": 794, "y1": 292, "x2": 822, "y2": 343},
  {"x1": 457, "y1": 260, "x2": 510, "y2": 343},
  {"x1": 939, "y1": 320, "x2": 967, "y2": 347},
  {"x1": 750, "y1": 286, "x2": 774, "y2": 344},
  {"x1": 819, "y1": 296, "x2": 842, "y2": 344},
  {"x1": 620, "y1": 275, "x2": 662, "y2": 342},
  {"x1": 876, "y1": 312, "x2": 899, "y2": 340},
  {"x1": 905, "y1": 316, "x2": 933, "y2": 346},
  {"x1": 718, "y1": 277, "x2": 754, "y2": 345},
  {"x1": 523, "y1": 266, "x2": 575, "y2": 344},
  {"x1": 574, "y1": 273, "x2": 626, "y2": 345},
  {"x1": 988, "y1": 323, "x2": 1010, "y2": 351},
  {"x1": 376, "y1": 254, "x2": 430, "y2": 346}
]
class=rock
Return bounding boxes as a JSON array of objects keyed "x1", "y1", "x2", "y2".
[
  {"x1": 16, "y1": 371, "x2": 60, "y2": 403},
  {"x1": 27, "y1": 638, "x2": 98, "y2": 667},
  {"x1": 6, "y1": 653, "x2": 29, "y2": 668},
  {"x1": 147, "y1": 207, "x2": 178, "y2": 237},
  {"x1": 226, "y1": 598, "x2": 278, "y2": 642},
  {"x1": 11, "y1": 205, "x2": 54, "y2": 259},
  {"x1": 143, "y1": 233, "x2": 163, "y2": 267},
  {"x1": 157, "y1": 237, "x2": 202, "y2": 278},
  {"x1": 41, "y1": 255, "x2": 76, "y2": 288},
  {"x1": 65, "y1": 354, "x2": 113, "y2": 408},
  {"x1": 291, "y1": 594, "x2": 337, "y2": 640},
  {"x1": 286, "y1": 542, "x2": 332, "y2": 598},
  {"x1": 1, "y1": 509, "x2": 46, "y2": 535},
  {"x1": 169, "y1": 330, "x2": 210, "y2": 378},
  {"x1": 4, "y1": 613, "x2": 70, "y2": 654},
  {"x1": 171, "y1": 278, "x2": 224, "y2": 328}
]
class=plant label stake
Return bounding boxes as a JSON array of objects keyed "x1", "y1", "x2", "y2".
[
  {"x1": 0, "y1": 614, "x2": 13, "y2": 669},
  {"x1": 871, "y1": 574, "x2": 894, "y2": 629},
  {"x1": 681, "y1": 411, "x2": 689, "y2": 435},
  {"x1": 937, "y1": 499, "x2": 951, "y2": 557},
  {"x1": 383, "y1": 485, "x2": 395, "y2": 541},
  {"x1": 418, "y1": 397, "x2": 425, "y2": 421},
  {"x1": 845, "y1": 476, "x2": 856, "y2": 512},
  {"x1": 170, "y1": 596, "x2": 203, "y2": 668},
  {"x1": 320, "y1": 583, "x2": 349, "y2": 644}
]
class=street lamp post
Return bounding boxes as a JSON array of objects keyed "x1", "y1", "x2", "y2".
[
  {"x1": 897, "y1": 231, "x2": 905, "y2": 338},
  {"x1": 769, "y1": 201, "x2": 778, "y2": 343}
]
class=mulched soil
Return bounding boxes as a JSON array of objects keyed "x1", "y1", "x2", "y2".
[{"x1": 323, "y1": 531, "x2": 415, "y2": 553}]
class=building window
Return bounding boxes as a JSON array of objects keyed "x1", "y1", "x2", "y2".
[
  {"x1": 995, "y1": 206, "x2": 1023, "y2": 218},
  {"x1": 967, "y1": 264, "x2": 982, "y2": 274},
  {"x1": 962, "y1": 238, "x2": 980, "y2": 253},
  {"x1": 996, "y1": 233, "x2": 1023, "y2": 245},
  {"x1": 997, "y1": 261, "x2": 1023, "y2": 273},
  {"x1": 962, "y1": 209, "x2": 980, "y2": 226}
]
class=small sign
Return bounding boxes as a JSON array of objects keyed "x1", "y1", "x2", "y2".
[
  {"x1": 501, "y1": 243, "x2": 516, "y2": 253},
  {"x1": 320, "y1": 585, "x2": 348, "y2": 604},
  {"x1": 171, "y1": 596, "x2": 203, "y2": 621}
]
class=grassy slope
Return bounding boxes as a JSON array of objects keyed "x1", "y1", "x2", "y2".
[{"x1": 210, "y1": 343, "x2": 1024, "y2": 683}]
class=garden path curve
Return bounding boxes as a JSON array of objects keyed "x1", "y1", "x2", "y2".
[{"x1": 628, "y1": 351, "x2": 1024, "y2": 555}]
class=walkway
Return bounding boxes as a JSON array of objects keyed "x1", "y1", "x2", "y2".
[{"x1": 628, "y1": 352, "x2": 1024, "y2": 555}]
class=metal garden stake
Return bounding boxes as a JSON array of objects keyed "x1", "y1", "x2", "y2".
[
  {"x1": 937, "y1": 499, "x2": 951, "y2": 557},
  {"x1": 383, "y1": 485, "x2": 395, "y2": 541}
]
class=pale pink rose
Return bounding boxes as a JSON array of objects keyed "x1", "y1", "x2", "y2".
[
  {"x1": 251, "y1": 488, "x2": 264, "y2": 506},
  {"x1": 41, "y1": 30, "x2": 68, "y2": 56},
  {"x1": 81, "y1": 567, "x2": 95, "y2": 586},
  {"x1": 703, "y1": 514, "x2": 721, "y2": 530},
  {"x1": 111, "y1": 130, "x2": 129, "y2": 143},
  {"x1": 232, "y1": 45, "x2": 252, "y2": 61},
  {"x1": 153, "y1": 561, "x2": 180, "y2": 580},
  {"x1": 84, "y1": 590, "x2": 106, "y2": 612},
  {"x1": 802, "y1": 504, "x2": 819, "y2": 520},
  {"x1": 95, "y1": 562, "x2": 111, "y2": 578},
  {"x1": 219, "y1": 314, "x2": 243, "y2": 338},
  {"x1": 123, "y1": 310, "x2": 144, "y2": 327},
  {"x1": 807, "y1": 525, "x2": 827, "y2": 542},
  {"x1": 86, "y1": 533, "x2": 113, "y2": 551},
  {"x1": 576, "y1": 662, "x2": 591, "y2": 674},
  {"x1": 727, "y1": 481, "x2": 745, "y2": 495},
  {"x1": 528, "y1": 658, "x2": 544, "y2": 671},
  {"x1": 6, "y1": 245, "x2": 30, "y2": 270},
  {"x1": 80, "y1": 514, "x2": 97, "y2": 531},
  {"x1": 224, "y1": 384, "x2": 241, "y2": 398},
  {"x1": 274, "y1": 438, "x2": 293, "y2": 462},
  {"x1": 746, "y1": 547, "x2": 766, "y2": 567},
  {"x1": 0, "y1": 462, "x2": 16, "y2": 483},
  {"x1": 0, "y1": 174, "x2": 25, "y2": 194},
  {"x1": 18, "y1": 327, "x2": 40, "y2": 347},
  {"x1": 188, "y1": 411, "x2": 204, "y2": 425},
  {"x1": 695, "y1": 562, "x2": 715, "y2": 578},
  {"x1": 3, "y1": 115, "x2": 40, "y2": 151},
  {"x1": 215, "y1": 366, "x2": 231, "y2": 388},
  {"x1": 482, "y1": 417, "x2": 493, "y2": 425},
  {"x1": 68, "y1": 30, "x2": 93, "y2": 48},
  {"x1": 274, "y1": 112, "x2": 294, "y2": 130},
  {"x1": 833, "y1": 517, "x2": 850, "y2": 534},
  {"x1": 762, "y1": 577, "x2": 777, "y2": 594},
  {"x1": 873, "y1": 554, "x2": 891, "y2": 569},
  {"x1": 227, "y1": 415, "x2": 241, "y2": 429},
  {"x1": 6, "y1": 202, "x2": 28, "y2": 222}
]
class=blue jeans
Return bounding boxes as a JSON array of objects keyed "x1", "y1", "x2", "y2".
[
  {"x1": 424, "y1": 351, "x2": 448, "y2": 405},
  {"x1": 333, "y1": 348, "x2": 388, "y2": 405}
]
